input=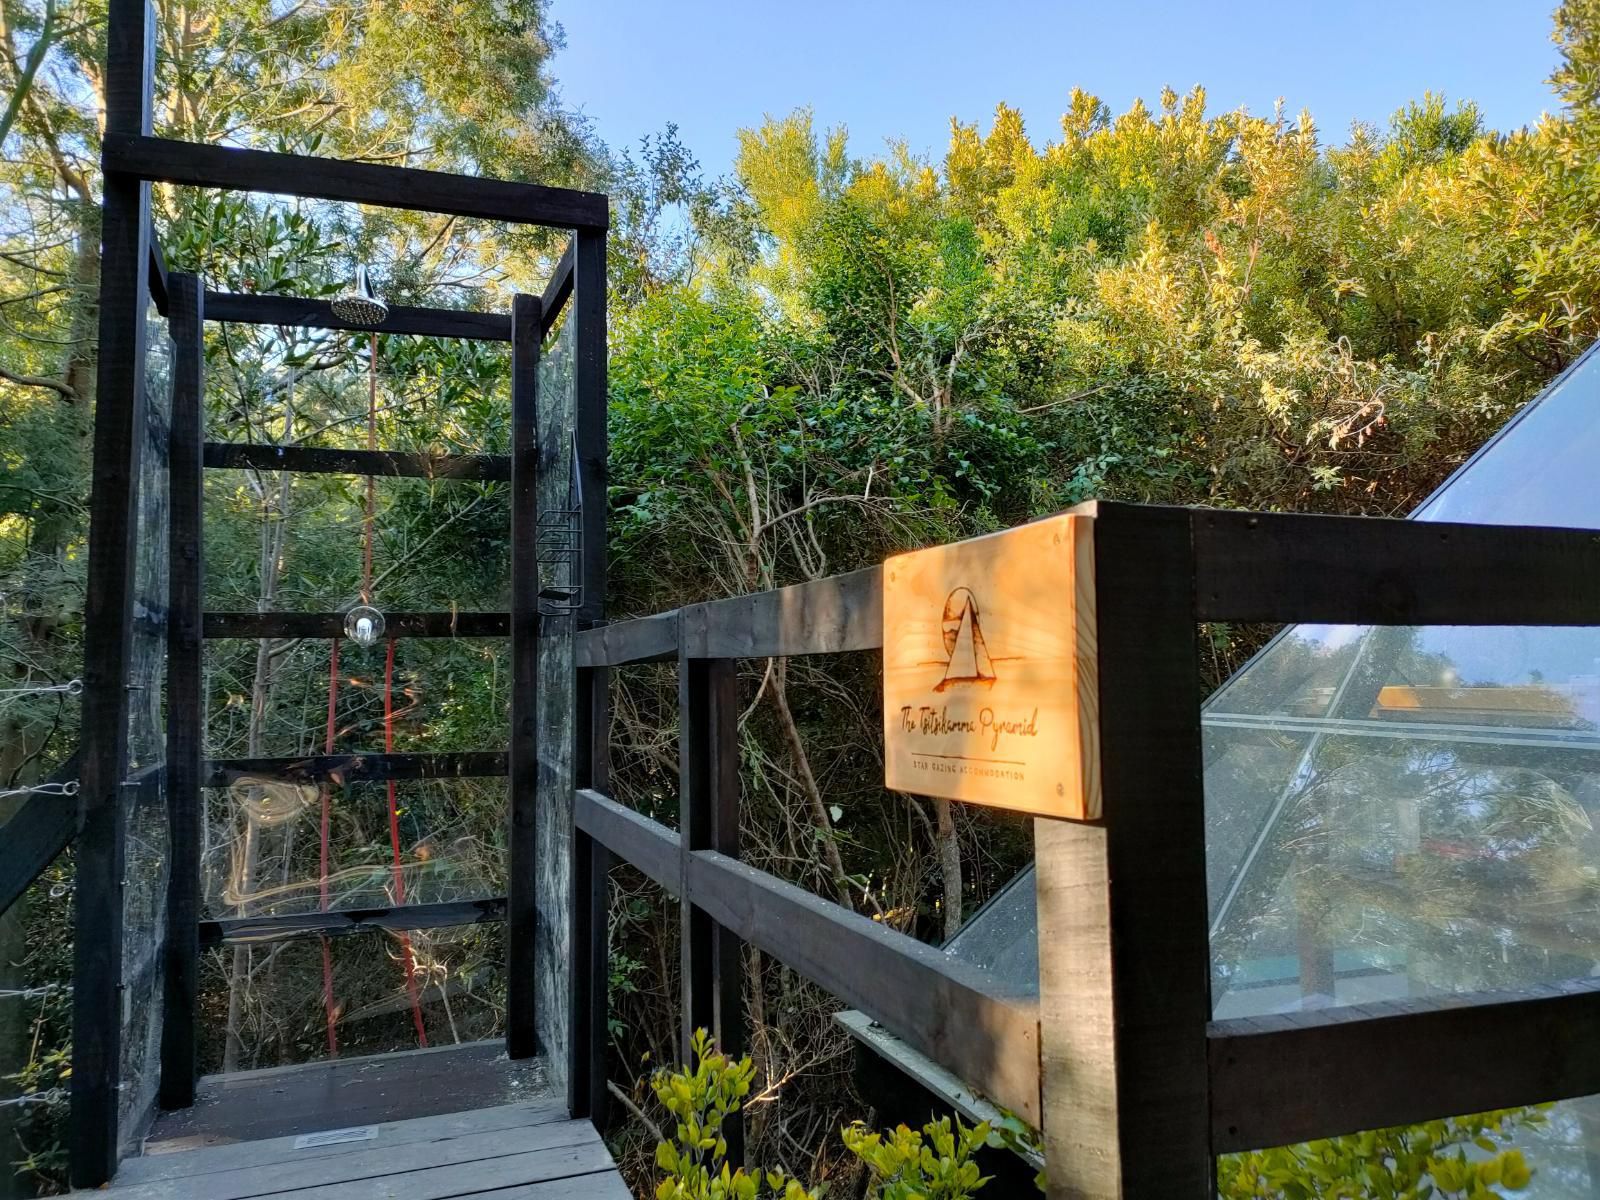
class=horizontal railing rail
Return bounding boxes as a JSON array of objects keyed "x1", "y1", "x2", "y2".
[
  {"x1": 204, "y1": 291, "x2": 513, "y2": 341},
  {"x1": 1192, "y1": 508, "x2": 1600, "y2": 625},
  {"x1": 574, "y1": 790, "x2": 1039, "y2": 1122},
  {"x1": 203, "y1": 442, "x2": 511, "y2": 481},
  {"x1": 199, "y1": 897, "x2": 507, "y2": 946},
  {"x1": 204, "y1": 750, "x2": 507, "y2": 787},
  {"x1": 204, "y1": 611, "x2": 511, "y2": 639},
  {"x1": 0, "y1": 750, "x2": 82, "y2": 915},
  {"x1": 1208, "y1": 979, "x2": 1600, "y2": 1153}
]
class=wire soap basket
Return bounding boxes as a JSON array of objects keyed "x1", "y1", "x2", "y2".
[{"x1": 536, "y1": 431, "x2": 584, "y2": 615}]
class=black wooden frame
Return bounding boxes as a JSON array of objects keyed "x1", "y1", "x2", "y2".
[
  {"x1": 567, "y1": 500, "x2": 1600, "y2": 1199},
  {"x1": 72, "y1": 0, "x2": 155, "y2": 1180},
  {"x1": 506, "y1": 291, "x2": 541, "y2": 1058},
  {"x1": 74, "y1": 0, "x2": 608, "y2": 1183},
  {"x1": 159, "y1": 272, "x2": 204, "y2": 1108},
  {"x1": 197, "y1": 897, "x2": 508, "y2": 946}
]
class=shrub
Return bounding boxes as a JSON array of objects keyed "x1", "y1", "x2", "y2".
[{"x1": 653, "y1": 1030, "x2": 996, "y2": 1200}]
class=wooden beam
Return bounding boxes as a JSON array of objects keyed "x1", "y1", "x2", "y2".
[
  {"x1": 203, "y1": 442, "x2": 510, "y2": 481},
  {"x1": 199, "y1": 897, "x2": 506, "y2": 946},
  {"x1": 709, "y1": 661, "x2": 743, "y2": 1162},
  {"x1": 0, "y1": 753, "x2": 80, "y2": 917},
  {"x1": 204, "y1": 610, "x2": 509, "y2": 639},
  {"x1": 576, "y1": 568, "x2": 883, "y2": 666},
  {"x1": 679, "y1": 652, "x2": 715, "y2": 1061},
  {"x1": 575, "y1": 668, "x2": 611, "y2": 797},
  {"x1": 203, "y1": 751, "x2": 507, "y2": 787},
  {"x1": 592, "y1": 786, "x2": 1042, "y2": 1119},
  {"x1": 568, "y1": 666, "x2": 610, "y2": 1124},
  {"x1": 147, "y1": 232, "x2": 168, "y2": 313},
  {"x1": 540, "y1": 240, "x2": 574, "y2": 338},
  {"x1": 161, "y1": 272, "x2": 204, "y2": 1110},
  {"x1": 1036, "y1": 502, "x2": 1212, "y2": 1199},
  {"x1": 683, "y1": 847, "x2": 1040, "y2": 1126},
  {"x1": 575, "y1": 612, "x2": 678, "y2": 666},
  {"x1": 1209, "y1": 980, "x2": 1600, "y2": 1153},
  {"x1": 574, "y1": 228, "x2": 607, "y2": 626},
  {"x1": 1192, "y1": 507, "x2": 1600, "y2": 625},
  {"x1": 674, "y1": 650, "x2": 744, "y2": 1154},
  {"x1": 558, "y1": 236, "x2": 603, "y2": 1098},
  {"x1": 74, "y1": 0, "x2": 153, "y2": 1182},
  {"x1": 574, "y1": 790, "x2": 681, "y2": 894},
  {"x1": 102, "y1": 133, "x2": 609, "y2": 230},
  {"x1": 506, "y1": 291, "x2": 541, "y2": 1060},
  {"x1": 585, "y1": 838, "x2": 611, "y2": 1131},
  {"x1": 204, "y1": 291, "x2": 511, "y2": 341},
  {"x1": 678, "y1": 566, "x2": 883, "y2": 659}
]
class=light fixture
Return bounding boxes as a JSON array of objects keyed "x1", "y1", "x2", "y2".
[
  {"x1": 344, "y1": 604, "x2": 385, "y2": 647},
  {"x1": 330, "y1": 265, "x2": 388, "y2": 327}
]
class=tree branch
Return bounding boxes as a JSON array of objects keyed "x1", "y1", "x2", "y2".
[{"x1": 0, "y1": 365, "x2": 76, "y2": 401}]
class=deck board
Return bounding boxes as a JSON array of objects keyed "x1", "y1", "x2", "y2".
[
  {"x1": 141, "y1": 1040, "x2": 547, "y2": 1151},
  {"x1": 101, "y1": 1045, "x2": 627, "y2": 1199},
  {"x1": 117, "y1": 1101, "x2": 569, "y2": 1184}
]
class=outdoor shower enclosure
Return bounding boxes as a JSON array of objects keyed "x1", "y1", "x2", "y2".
[{"x1": 70, "y1": 0, "x2": 608, "y2": 1185}]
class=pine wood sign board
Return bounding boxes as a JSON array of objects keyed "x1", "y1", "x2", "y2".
[{"x1": 882, "y1": 514, "x2": 1101, "y2": 820}]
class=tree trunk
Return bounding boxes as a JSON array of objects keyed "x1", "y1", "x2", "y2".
[
  {"x1": 933, "y1": 797, "x2": 962, "y2": 941},
  {"x1": 767, "y1": 659, "x2": 854, "y2": 909}
]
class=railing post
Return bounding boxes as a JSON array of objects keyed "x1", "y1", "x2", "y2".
[
  {"x1": 678, "y1": 635, "x2": 744, "y2": 1162},
  {"x1": 569, "y1": 214, "x2": 609, "y2": 1120},
  {"x1": 73, "y1": 0, "x2": 154, "y2": 1184},
  {"x1": 160, "y1": 272, "x2": 204, "y2": 1111},
  {"x1": 570, "y1": 663, "x2": 612, "y2": 1128},
  {"x1": 1035, "y1": 502, "x2": 1212, "y2": 1199},
  {"x1": 506, "y1": 291, "x2": 542, "y2": 1060}
]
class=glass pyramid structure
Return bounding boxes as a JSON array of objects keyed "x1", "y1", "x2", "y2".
[{"x1": 945, "y1": 342, "x2": 1600, "y2": 1191}]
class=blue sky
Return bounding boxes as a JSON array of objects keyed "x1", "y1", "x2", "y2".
[{"x1": 550, "y1": 1, "x2": 1562, "y2": 181}]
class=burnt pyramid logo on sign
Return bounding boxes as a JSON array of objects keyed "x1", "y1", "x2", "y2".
[{"x1": 935, "y1": 587, "x2": 996, "y2": 692}]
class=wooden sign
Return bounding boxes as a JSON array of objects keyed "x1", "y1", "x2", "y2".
[{"x1": 882, "y1": 514, "x2": 1100, "y2": 820}]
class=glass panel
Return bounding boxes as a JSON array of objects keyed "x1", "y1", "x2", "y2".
[
  {"x1": 199, "y1": 922, "x2": 505, "y2": 1071},
  {"x1": 119, "y1": 299, "x2": 174, "y2": 1151},
  {"x1": 201, "y1": 470, "x2": 511, "y2": 616},
  {"x1": 942, "y1": 870, "x2": 1037, "y2": 993},
  {"x1": 1413, "y1": 351, "x2": 1600, "y2": 528},
  {"x1": 201, "y1": 778, "x2": 506, "y2": 920},
  {"x1": 534, "y1": 301, "x2": 577, "y2": 1081},
  {"x1": 1209, "y1": 628, "x2": 1600, "y2": 1018},
  {"x1": 201, "y1": 637, "x2": 511, "y2": 760}
]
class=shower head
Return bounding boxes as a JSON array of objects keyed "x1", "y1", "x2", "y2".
[{"x1": 331, "y1": 265, "x2": 388, "y2": 327}]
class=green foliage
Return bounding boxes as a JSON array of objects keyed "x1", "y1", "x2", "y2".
[
  {"x1": 1218, "y1": 1108, "x2": 1545, "y2": 1199},
  {"x1": 982, "y1": 1109, "x2": 1048, "y2": 1193},
  {"x1": 654, "y1": 1031, "x2": 1005, "y2": 1200},
  {"x1": 842, "y1": 1117, "x2": 992, "y2": 1200},
  {"x1": 606, "y1": 951, "x2": 645, "y2": 1040},
  {"x1": 651, "y1": 1029, "x2": 818, "y2": 1200}
]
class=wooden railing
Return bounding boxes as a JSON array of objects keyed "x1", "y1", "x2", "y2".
[
  {"x1": 565, "y1": 500, "x2": 1600, "y2": 1199},
  {"x1": 0, "y1": 751, "x2": 82, "y2": 915}
]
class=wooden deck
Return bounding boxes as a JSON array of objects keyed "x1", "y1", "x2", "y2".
[{"x1": 98, "y1": 1043, "x2": 629, "y2": 1198}]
